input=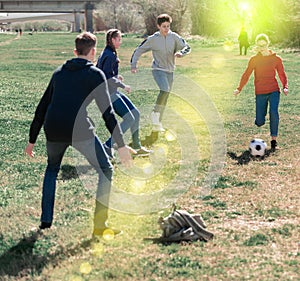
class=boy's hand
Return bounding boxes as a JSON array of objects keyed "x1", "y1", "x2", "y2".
[
  {"x1": 124, "y1": 85, "x2": 131, "y2": 93},
  {"x1": 175, "y1": 52, "x2": 183, "y2": 58},
  {"x1": 117, "y1": 146, "x2": 135, "y2": 168},
  {"x1": 283, "y1": 88, "x2": 288, "y2": 96},
  {"x1": 25, "y1": 143, "x2": 35, "y2": 157},
  {"x1": 233, "y1": 89, "x2": 240, "y2": 96}
]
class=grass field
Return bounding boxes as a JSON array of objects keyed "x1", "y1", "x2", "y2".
[{"x1": 0, "y1": 32, "x2": 299, "y2": 281}]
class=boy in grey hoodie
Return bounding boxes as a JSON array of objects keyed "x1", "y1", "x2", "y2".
[{"x1": 131, "y1": 14, "x2": 191, "y2": 132}]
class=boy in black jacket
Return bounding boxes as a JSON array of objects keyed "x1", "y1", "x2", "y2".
[{"x1": 25, "y1": 32, "x2": 133, "y2": 237}]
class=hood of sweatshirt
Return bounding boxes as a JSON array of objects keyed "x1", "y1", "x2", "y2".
[
  {"x1": 256, "y1": 50, "x2": 276, "y2": 57},
  {"x1": 62, "y1": 58, "x2": 94, "y2": 71}
]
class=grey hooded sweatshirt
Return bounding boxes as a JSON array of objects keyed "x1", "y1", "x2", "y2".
[{"x1": 130, "y1": 31, "x2": 191, "y2": 73}]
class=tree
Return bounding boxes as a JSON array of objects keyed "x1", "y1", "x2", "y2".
[
  {"x1": 133, "y1": 0, "x2": 189, "y2": 35},
  {"x1": 94, "y1": 0, "x2": 144, "y2": 32}
]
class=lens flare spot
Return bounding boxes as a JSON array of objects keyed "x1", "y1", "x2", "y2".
[
  {"x1": 223, "y1": 40, "x2": 234, "y2": 51},
  {"x1": 102, "y1": 228, "x2": 115, "y2": 240},
  {"x1": 130, "y1": 179, "x2": 146, "y2": 191},
  {"x1": 239, "y1": 2, "x2": 250, "y2": 12},
  {"x1": 142, "y1": 163, "x2": 154, "y2": 175},
  {"x1": 91, "y1": 242, "x2": 104, "y2": 257},
  {"x1": 80, "y1": 262, "x2": 92, "y2": 275},
  {"x1": 210, "y1": 54, "x2": 225, "y2": 69},
  {"x1": 165, "y1": 130, "x2": 177, "y2": 142},
  {"x1": 154, "y1": 143, "x2": 168, "y2": 155}
]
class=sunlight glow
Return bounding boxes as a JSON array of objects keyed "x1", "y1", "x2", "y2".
[
  {"x1": 223, "y1": 40, "x2": 234, "y2": 51},
  {"x1": 154, "y1": 143, "x2": 168, "y2": 155},
  {"x1": 91, "y1": 242, "x2": 104, "y2": 257},
  {"x1": 239, "y1": 2, "x2": 250, "y2": 12},
  {"x1": 79, "y1": 262, "x2": 92, "y2": 275},
  {"x1": 102, "y1": 228, "x2": 115, "y2": 240},
  {"x1": 130, "y1": 179, "x2": 147, "y2": 191},
  {"x1": 165, "y1": 130, "x2": 177, "y2": 142},
  {"x1": 210, "y1": 54, "x2": 225, "y2": 69},
  {"x1": 142, "y1": 163, "x2": 154, "y2": 175}
]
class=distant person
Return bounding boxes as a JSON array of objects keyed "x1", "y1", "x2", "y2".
[
  {"x1": 96, "y1": 29, "x2": 151, "y2": 157},
  {"x1": 24, "y1": 32, "x2": 133, "y2": 237},
  {"x1": 131, "y1": 13, "x2": 191, "y2": 132},
  {"x1": 238, "y1": 27, "x2": 250, "y2": 55},
  {"x1": 234, "y1": 33, "x2": 288, "y2": 151}
]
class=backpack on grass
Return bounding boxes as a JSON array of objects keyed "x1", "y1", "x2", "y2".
[{"x1": 158, "y1": 206, "x2": 214, "y2": 242}]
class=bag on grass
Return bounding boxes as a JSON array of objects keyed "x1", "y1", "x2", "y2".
[{"x1": 158, "y1": 206, "x2": 214, "y2": 242}]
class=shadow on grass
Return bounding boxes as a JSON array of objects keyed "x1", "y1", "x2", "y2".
[
  {"x1": 129, "y1": 130, "x2": 159, "y2": 147},
  {"x1": 0, "y1": 231, "x2": 46, "y2": 278},
  {"x1": 141, "y1": 131, "x2": 159, "y2": 147},
  {"x1": 143, "y1": 237, "x2": 208, "y2": 245},
  {"x1": 60, "y1": 164, "x2": 94, "y2": 180},
  {"x1": 143, "y1": 237, "x2": 181, "y2": 245},
  {"x1": 227, "y1": 149, "x2": 274, "y2": 165},
  {"x1": 0, "y1": 230, "x2": 93, "y2": 279}
]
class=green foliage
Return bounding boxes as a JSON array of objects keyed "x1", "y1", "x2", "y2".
[
  {"x1": 11, "y1": 20, "x2": 71, "y2": 32},
  {"x1": 243, "y1": 233, "x2": 269, "y2": 246}
]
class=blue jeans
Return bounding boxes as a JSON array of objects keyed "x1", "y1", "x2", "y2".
[
  {"x1": 152, "y1": 70, "x2": 174, "y2": 119},
  {"x1": 105, "y1": 91, "x2": 141, "y2": 149},
  {"x1": 41, "y1": 137, "x2": 113, "y2": 229},
  {"x1": 255, "y1": 91, "x2": 280, "y2": 137}
]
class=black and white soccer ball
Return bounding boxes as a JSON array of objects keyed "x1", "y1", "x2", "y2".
[{"x1": 249, "y1": 138, "x2": 267, "y2": 157}]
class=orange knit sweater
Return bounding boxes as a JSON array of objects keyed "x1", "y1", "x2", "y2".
[{"x1": 237, "y1": 51, "x2": 288, "y2": 95}]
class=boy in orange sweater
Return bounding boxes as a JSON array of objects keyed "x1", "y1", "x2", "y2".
[{"x1": 234, "y1": 33, "x2": 288, "y2": 151}]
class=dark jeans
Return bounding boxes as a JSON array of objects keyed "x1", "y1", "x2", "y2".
[
  {"x1": 152, "y1": 69, "x2": 174, "y2": 120},
  {"x1": 255, "y1": 91, "x2": 280, "y2": 137},
  {"x1": 239, "y1": 43, "x2": 249, "y2": 55},
  {"x1": 41, "y1": 136, "x2": 113, "y2": 229},
  {"x1": 105, "y1": 91, "x2": 141, "y2": 149}
]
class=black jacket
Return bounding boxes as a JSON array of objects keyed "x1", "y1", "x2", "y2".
[
  {"x1": 96, "y1": 45, "x2": 125, "y2": 94},
  {"x1": 29, "y1": 58, "x2": 125, "y2": 147}
]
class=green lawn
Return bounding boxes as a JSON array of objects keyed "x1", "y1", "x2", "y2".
[{"x1": 0, "y1": 32, "x2": 299, "y2": 281}]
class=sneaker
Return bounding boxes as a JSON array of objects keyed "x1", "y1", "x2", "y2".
[
  {"x1": 151, "y1": 111, "x2": 165, "y2": 132},
  {"x1": 151, "y1": 111, "x2": 160, "y2": 125},
  {"x1": 134, "y1": 146, "x2": 152, "y2": 157},
  {"x1": 103, "y1": 143, "x2": 114, "y2": 159},
  {"x1": 93, "y1": 227, "x2": 123, "y2": 237},
  {"x1": 152, "y1": 123, "x2": 165, "y2": 132},
  {"x1": 39, "y1": 222, "x2": 51, "y2": 230},
  {"x1": 271, "y1": 140, "x2": 277, "y2": 151}
]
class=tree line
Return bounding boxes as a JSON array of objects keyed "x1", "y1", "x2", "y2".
[{"x1": 94, "y1": 0, "x2": 300, "y2": 47}]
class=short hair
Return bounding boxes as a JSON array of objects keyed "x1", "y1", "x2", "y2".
[
  {"x1": 255, "y1": 33, "x2": 270, "y2": 45},
  {"x1": 75, "y1": 32, "x2": 97, "y2": 56},
  {"x1": 157, "y1": 14, "x2": 172, "y2": 26}
]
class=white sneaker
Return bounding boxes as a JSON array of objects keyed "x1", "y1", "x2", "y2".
[
  {"x1": 151, "y1": 111, "x2": 160, "y2": 125},
  {"x1": 152, "y1": 123, "x2": 165, "y2": 132},
  {"x1": 151, "y1": 111, "x2": 165, "y2": 132}
]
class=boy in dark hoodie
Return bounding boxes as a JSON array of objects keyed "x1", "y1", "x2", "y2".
[{"x1": 25, "y1": 32, "x2": 133, "y2": 237}]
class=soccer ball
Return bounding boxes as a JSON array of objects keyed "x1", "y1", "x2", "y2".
[{"x1": 249, "y1": 138, "x2": 267, "y2": 157}]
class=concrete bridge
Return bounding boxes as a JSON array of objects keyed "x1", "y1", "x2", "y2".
[{"x1": 0, "y1": 0, "x2": 102, "y2": 32}]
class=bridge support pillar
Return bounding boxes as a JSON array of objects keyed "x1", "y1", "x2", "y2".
[
  {"x1": 73, "y1": 10, "x2": 81, "y2": 32},
  {"x1": 85, "y1": 2, "x2": 94, "y2": 32}
]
